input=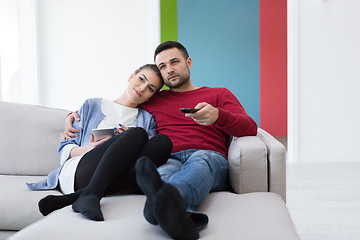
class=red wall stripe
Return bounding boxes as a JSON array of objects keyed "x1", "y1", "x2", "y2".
[{"x1": 260, "y1": 0, "x2": 287, "y2": 136}]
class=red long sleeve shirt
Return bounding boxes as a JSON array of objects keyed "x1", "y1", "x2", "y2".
[{"x1": 141, "y1": 87, "x2": 257, "y2": 157}]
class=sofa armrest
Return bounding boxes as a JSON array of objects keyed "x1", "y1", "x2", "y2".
[
  {"x1": 228, "y1": 134, "x2": 268, "y2": 194},
  {"x1": 257, "y1": 128, "x2": 287, "y2": 202},
  {"x1": 228, "y1": 128, "x2": 287, "y2": 202}
]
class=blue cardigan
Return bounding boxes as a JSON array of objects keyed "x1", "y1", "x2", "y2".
[{"x1": 27, "y1": 98, "x2": 157, "y2": 190}]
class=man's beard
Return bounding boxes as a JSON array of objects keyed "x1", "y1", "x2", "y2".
[{"x1": 166, "y1": 72, "x2": 190, "y2": 89}]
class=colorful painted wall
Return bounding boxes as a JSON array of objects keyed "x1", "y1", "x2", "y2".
[{"x1": 160, "y1": 0, "x2": 287, "y2": 136}]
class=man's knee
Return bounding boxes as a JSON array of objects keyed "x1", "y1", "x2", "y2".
[
  {"x1": 158, "y1": 159, "x2": 182, "y2": 181},
  {"x1": 187, "y1": 150, "x2": 228, "y2": 173},
  {"x1": 187, "y1": 150, "x2": 218, "y2": 165}
]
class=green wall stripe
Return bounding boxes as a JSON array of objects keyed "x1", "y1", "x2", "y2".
[{"x1": 160, "y1": 0, "x2": 177, "y2": 42}]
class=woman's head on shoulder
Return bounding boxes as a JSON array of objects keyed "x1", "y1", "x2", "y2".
[
  {"x1": 134, "y1": 64, "x2": 164, "y2": 91},
  {"x1": 124, "y1": 64, "x2": 164, "y2": 107}
]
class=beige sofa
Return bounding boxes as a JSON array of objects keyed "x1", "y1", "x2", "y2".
[{"x1": 0, "y1": 101, "x2": 299, "y2": 240}]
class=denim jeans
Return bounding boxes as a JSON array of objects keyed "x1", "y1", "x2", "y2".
[{"x1": 157, "y1": 149, "x2": 229, "y2": 209}]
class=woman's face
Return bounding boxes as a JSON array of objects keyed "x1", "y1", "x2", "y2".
[{"x1": 127, "y1": 68, "x2": 163, "y2": 105}]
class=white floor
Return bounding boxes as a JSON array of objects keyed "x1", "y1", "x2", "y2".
[{"x1": 286, "y1": 161, "x2": 360, "y2": 240}]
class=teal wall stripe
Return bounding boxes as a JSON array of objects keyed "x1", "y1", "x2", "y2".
[{"x1": 177, "y1": 0, "x2": 260, "y2": 125}]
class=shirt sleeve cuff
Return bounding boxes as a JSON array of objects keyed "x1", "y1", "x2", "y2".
[
  {"x1": 59, "y1": 144, "x2": 78, "y2": 165},
  {"x1": 214, "y1": 108, "x2": 230, "y2": 127}
]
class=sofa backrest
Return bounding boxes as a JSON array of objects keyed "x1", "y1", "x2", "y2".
[{"x1": 0, "y1": 101, "x2": 69, "y2": 175}]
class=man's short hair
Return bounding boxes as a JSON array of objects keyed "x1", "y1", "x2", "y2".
[{"x1": 154, "y1": 41, "x2": 189, "y2": 61}]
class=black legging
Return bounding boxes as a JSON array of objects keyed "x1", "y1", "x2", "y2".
[{"x1": 74, "y1": 127, "x2": 172, "y2": 196}]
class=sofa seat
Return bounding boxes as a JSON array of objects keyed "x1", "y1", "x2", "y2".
[
  {"x1": 8, "y1": 192, "x2": 300, "y2": 240},
  {"x1": 0, "y1": 175, "x2": 61, "y2": 231}
]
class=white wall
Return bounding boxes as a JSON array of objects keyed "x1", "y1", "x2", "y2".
[
  {"x1": 289, "y1": 0, "x2": 360, "y2": 162},
  {"x1": 0, "y1": 0, "x2": 19, "y2": 102},
  {"x1": 37, "y1": 0, "x2": 160, "y2": 111}
]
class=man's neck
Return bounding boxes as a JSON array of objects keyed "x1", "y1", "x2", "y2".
[{"x1": 170, "y1": 79, "x2": 199, "y2": 92}]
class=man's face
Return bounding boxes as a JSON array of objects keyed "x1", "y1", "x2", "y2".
[{"x1": 155, "y1": 48, "x2": 191, "y2": 89}]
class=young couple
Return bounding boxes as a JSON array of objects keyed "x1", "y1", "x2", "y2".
[{"x1": 29, "y1": 41, "x2": 257, "y2": 240}]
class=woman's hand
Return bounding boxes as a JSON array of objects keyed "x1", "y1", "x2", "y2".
[
  {"x1": 86, "y1": 133, "x2": 110, "y2": 151},
  {"x1": 114, "y1": 124, "x2": 129, "y2": 135},
  {"x1": 69, "y1": 133, "x2": 110, "y2": 158}
]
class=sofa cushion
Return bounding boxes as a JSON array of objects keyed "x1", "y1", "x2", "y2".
[
  {"x1": 0, "y1": 101, "x2": 68, "y2": 175},
  {"x1": 9, "y1": 192, "x2": 300, "y2": 240},
  {"x1": 0, "y1": 175, "x2": 61, "y2": 230},
  {"x1": 0, "y1": 231, "x2": 16, "y2": 240}
]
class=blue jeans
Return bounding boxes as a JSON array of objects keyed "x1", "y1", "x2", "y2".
[{"x1": 157, "y1": 149, "x2": 230, "y2": 209}]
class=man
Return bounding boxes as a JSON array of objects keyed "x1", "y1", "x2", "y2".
[{"x1": 65, "y1": 41, "x2": 257, "y2": 239}]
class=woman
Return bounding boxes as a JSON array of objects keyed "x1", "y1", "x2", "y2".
[{"x1": 27, "y1": 64, "x2": 172, "y2": 221}]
